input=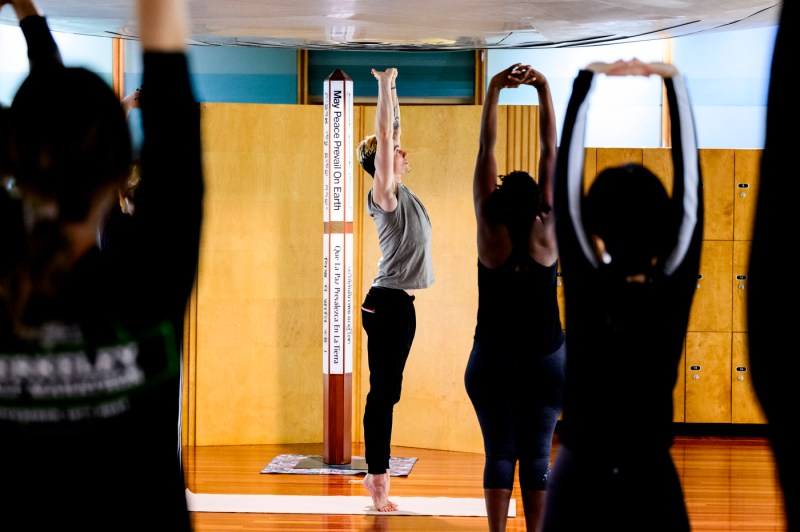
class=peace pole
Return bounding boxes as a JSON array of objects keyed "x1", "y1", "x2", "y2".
[{"x1": 322, "y1": 69, "x2": 353, "y2": 465}]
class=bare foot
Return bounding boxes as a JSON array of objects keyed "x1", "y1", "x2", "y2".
[{"x1": 363, "y1": 472, "x2": 398, "y2": 512}]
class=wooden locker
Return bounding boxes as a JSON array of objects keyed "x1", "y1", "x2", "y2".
[
  {"x1": 595, "y1": 148, "x2": 642, "y2": 181},
  {"x1": 733, "y1": 149, "x2": 761, "y2": 241},
  {"x1": 643, "y1": 148, "x2": 674, "y2": 195},
  {"x1": 672, "y1": 342, "x2": 686, "y2": 422},
  {"x1": 557, "y1": 269, "x2": 566, "y2": 332},
  {"x1": 732, "y1": 240, "x2": 751, "y2": 333},
  {"x1": 685, "y1": 332, "x2": 732, "y2": 423},
  {"x1": 731, "y1": 332, "x2": 767, "y2": 424},
  {"x1": 582, "y1": 147, "x2": 597, "y2": 193},
  {"x1": 698, "y1": 149, "x2": 735, "y2": 241},
  {"x1": 688, "y1": 241, "x2": 733, "y2": 332}
]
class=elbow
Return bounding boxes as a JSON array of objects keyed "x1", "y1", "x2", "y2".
[
  {"x1": 540, "y1": 143, "x2": 557, "y2": 158},
  {"x1": 375, "y1": 130, "x2": 393, "y2": 142}
]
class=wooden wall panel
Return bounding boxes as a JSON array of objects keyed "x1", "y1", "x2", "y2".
[
  {"x1": 351, "y1": 106, "x2": 371, "y2": 445},
  {"x1": 596, "y1": 147, "x2": 643, "y2": 171},
  {"x1": 182, "y1": 280, "x2": 198, "y2": 446},
  {"x1": 591, "y1": 148, "x2": 642, "y2": 192},
  {"x1": 505, "y1": 106, "x2": 537, "y2": 174},
  {"x1": 194, "y1": 103, "x2": 338, "y2": 445},
  {"x1": 582, "y1": 147, "x2": 672, "y2": 196}
]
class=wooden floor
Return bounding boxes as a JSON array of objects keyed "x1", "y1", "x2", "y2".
[{"x1": 184, "y1": 435, "x2": 787, "y2": 531}]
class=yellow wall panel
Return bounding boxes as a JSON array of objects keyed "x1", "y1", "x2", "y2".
[
  {"x1": 587, "y1": 147, "x2": 642, "y2": 193},
  {"x1": 596, "y1": 147, "x2": 643, "y2": 172},
  {"x1": 182, "y1": 283, "x2": 198, "y2": 446},
  {"x1": 195, "y1": 103, "x2": 330, "y2": 445},
  {"x1": 505, "y1": 105, "x2": 536, "y2": 173}
]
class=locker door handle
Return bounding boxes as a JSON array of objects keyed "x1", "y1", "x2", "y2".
[{"x1": 738, "y1": 183, "x2": 749, "y2": 198}]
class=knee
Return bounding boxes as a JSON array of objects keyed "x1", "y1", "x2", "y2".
[
  {"x1": 483, "y1": 456, "x2": 516, "y2": 490},
  {"x1": 518, "y1": 457, "x2": 552, "y2": 491},
  {"x1": 366, "y1": 387, "x2": 402, "y2": 407}
]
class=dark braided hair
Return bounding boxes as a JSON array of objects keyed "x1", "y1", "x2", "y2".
[{"x1": 484, "y1": 170, "x2": 541, "y2": 266}]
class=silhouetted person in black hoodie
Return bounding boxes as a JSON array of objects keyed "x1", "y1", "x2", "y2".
[{"x1": 748, "y1": 3, "x2": 799, "y2": 530}]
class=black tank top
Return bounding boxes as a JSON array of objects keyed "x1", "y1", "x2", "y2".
[{"x1": 474, "y1": 256, "x2": 565, "y2": 354}]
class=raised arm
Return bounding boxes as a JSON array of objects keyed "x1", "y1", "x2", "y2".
[
  {"x1": 0, "y1": 0, "x2": 60, "y2": 184},
  {"x1": 474, "y1": 64, "x2": 526, "y2": 213},
  {"x1": 2, "y1": 0, "x2": 41, "y2": 21},
  {"x1": 121, "y1": 87, "x2": 141, "y2": 118},
  {"x1": 130, "y1": 0, "x2": 202, "y2": 320},
  {"x1": 391, "y1": 78, "x2": 401, "y2": 147},
  {"x1": 657, "y1": 63, "x2": 701, "y2": 276},
  {"x1": 586, "y1": 58, "x2": 696, "y2": 274},
  {"x1": 554, "y1": 66, "x2": 599, "y2": 271},
  {"x1": 521, "y1": 66, "x2": 559, "y2": 265},
  {"x1": 476, "y1": 64, "x2": 552, "y2": 266},
  {"x1": 371, "y1": 67, "x2": 399, "y2": 212},
  {"x1": 557, "y1": 58, "x2": 684, "y2": 271},
  {"x1": 585, "y1": 58, "x2": 678, "y2": 78},
  {"x1": 137, "y1": 0, "x2": 187, "y2": 52},
  {"x1": 528, "y1": 68, "x2": 556, "y2": 212},
  {"x1": 1, "y1": 0, "x2": 63, "y2": 71}
]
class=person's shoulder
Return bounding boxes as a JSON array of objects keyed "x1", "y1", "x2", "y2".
[{"x1": 366, "y1": 188, "x2": 383, "y2": 214}]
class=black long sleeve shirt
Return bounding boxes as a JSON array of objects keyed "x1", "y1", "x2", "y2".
[{"x1": 554, "y1": 69, "x2": 703, "y2": 457}]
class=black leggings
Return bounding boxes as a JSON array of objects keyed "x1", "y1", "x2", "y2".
[
  {"x1": 360, "y1": 286, "x2": 416, "y2": 474},
  {"x1": 465, "y1": 339, "x2": 566, "y2": 491}
]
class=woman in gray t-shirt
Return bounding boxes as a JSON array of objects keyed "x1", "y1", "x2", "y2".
[{"x1": 356, "y1": 67, "x2": 434, "y2": 513}]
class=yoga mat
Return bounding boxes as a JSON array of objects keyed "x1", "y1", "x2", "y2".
[
  {"x1": 186, "y1": 490, "x2": 515, "y2": 517},
  {"x1": 260, "y1": 454, "x2": 417, "y2": 476}
]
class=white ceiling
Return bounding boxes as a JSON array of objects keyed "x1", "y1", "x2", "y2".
[{"x1": 0, "y1": 0, "x2": 782, "y2": 50}]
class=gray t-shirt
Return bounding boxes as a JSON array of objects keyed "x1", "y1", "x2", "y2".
[{"x1": 367, "y1": 183, "x2": 434, "y2": 290}]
